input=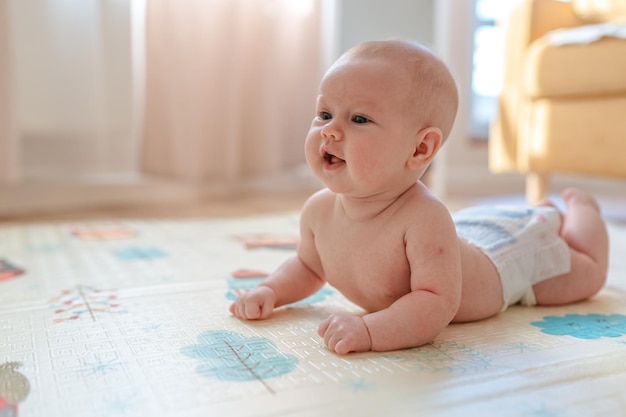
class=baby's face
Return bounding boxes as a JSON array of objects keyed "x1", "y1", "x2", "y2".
[{"x1": 305, "y1": 56, "x2": 423, "y2": 198}]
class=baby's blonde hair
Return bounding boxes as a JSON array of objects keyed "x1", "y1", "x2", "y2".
[{"x1": 336, "y1": 40, "x2": 459, "y2": 142}]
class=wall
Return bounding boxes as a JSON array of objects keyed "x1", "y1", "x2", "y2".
[{"x1": 336, "y1": 0, "x2": 435, "y2": 55}]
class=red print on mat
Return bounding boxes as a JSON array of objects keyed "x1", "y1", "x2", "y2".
[
  {"x1": 71, "y1": 225, "x2": 136, "y2": 241},
  {"x1": 0, "y1": 260, "x2": 25, "y2": 282}
]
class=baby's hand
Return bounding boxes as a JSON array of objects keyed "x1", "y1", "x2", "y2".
[
  {"x1": 229, "y1": 286, "x2": 277, "y2": 320},
  {"x1": 318, "y1": 313, "x2": 372, "y2": 355}
]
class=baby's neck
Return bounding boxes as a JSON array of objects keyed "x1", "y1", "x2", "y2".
[{"x1": 336, "y1": 182, "x2": 420, "y2": 222}]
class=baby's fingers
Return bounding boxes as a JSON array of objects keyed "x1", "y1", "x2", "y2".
[
  {"x1": 231, "y1": 298, "x2": 262, "y2": 320},
  {"x1": 230, "y1": 287, "x2": 276, "y2": 320},
  {"x1": 317, "y1": 313, "x2": 372, "y2": 355},
  {"x1": 317, "y1": 315, "x2": 331, "y2": 337},
  {"x1": 243, "y1": 298, "x2": 269, "y2": 320}
]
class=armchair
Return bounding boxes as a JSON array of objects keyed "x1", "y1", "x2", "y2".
[{"x1": 489, "y1": 0, "x2": 626, "y2": 202}]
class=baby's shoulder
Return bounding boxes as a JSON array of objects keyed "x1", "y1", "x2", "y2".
[
  {"x1": 300, "y1": 188, "x2": 335, "y2": 220},
  {"x1": 303, "y1": 188, "x2": 335, "y2": 209},
  {"x1": 399, "y1": 187, "x2": 456, "y2": 233},
  {"x1": 399, "y1": 184, "x2": 451, "y2": 217}
]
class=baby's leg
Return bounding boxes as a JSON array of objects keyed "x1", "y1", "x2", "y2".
[{"x1": 532, "y1": 188, "x2": 609, "y2": 305}]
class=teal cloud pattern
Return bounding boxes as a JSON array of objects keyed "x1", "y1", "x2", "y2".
[
  {"x1": 531, "y1": 314, "x2": 626, "y2": 339},
  {"x1": 114, "y1": 246, "x2": 167, "y2": 260}
]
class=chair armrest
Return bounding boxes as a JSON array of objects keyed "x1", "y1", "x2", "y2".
[
  {"x1": 502, "y1": 0, "x2": 583, "y2": 47},
  {"x1": 499, "y1": 0, "x2": 586, "y2": 102},
  {"x1": 526, "y1": 0, "x2": 584, "y2": 42}
]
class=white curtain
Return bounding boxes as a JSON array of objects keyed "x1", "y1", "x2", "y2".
[
  {"x1": 141, "y1": 0, "x2": 326, "y2": 182},
  {"x1": 2, "y1": 0, "x2": 136, "y2": 182},
  {"x1": 0, "y1": 0, "x2": 19, "y2": 183}
]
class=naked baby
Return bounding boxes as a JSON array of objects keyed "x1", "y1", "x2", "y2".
[{"x1": 229, "y1": 40, "x2": 609, "y2": 354}]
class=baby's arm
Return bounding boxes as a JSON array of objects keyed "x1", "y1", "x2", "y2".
[
  {"x1": 229, "y1": 255, "x2": 324, "y2": 319},
  {"x1": 230, "y1": 195, "x2": 325, "y2": 320},
  {"x1": 319, "y1": 203, "x2": 462, "y2": 353}
]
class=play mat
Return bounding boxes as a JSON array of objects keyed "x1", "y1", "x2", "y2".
[{"x1": 1, "y1": 212, "x2": 625, "y2": 416}]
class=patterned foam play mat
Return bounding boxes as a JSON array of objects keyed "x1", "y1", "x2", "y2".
[{"x1": 1, "y1": 213, "x2": 625, "y2": 416}]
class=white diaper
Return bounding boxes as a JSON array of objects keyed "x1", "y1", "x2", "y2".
[{"x1": 453, "y1": 205, "x2": 571, "y2": 311}]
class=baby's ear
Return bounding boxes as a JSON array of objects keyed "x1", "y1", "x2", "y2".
[{"x1": 406, "y1": 127, "x2": 442, "y2": 171}]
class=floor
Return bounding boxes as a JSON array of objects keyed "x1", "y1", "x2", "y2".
[{"x1": 0, "y1": 191, "x2": 315, "y2": 223}]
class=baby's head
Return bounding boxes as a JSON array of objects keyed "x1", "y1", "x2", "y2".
[
  {"x1": 305, "y1": 40, "x2": 459, "y2": 197},
  {"x1": 331, "y1": 40, "x2": 459, "y2": 143}
]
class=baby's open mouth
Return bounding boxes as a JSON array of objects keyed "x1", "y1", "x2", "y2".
[{"x1": 324, "y1": 152, "x2": 344, "y2": 165}]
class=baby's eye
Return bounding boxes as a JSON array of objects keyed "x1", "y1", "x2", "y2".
[
  {"x1": 319, "y1": 111, "x2": 332, "y2": 120},
  {"x1": 352, "y1": 115, "x2": 369, "y2": 124}
]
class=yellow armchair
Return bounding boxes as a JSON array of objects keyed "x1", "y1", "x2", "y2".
[{"x1": 489, "y1": 0, "x2": 626, "y2": 202}]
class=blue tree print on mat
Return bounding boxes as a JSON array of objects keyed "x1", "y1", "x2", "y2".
[
  {"x1": 531, "y1": 314, "x2": 626, "y2": 339},
  {"x1": 181, "y1": 330, "x2": 298, "y2": 394}
]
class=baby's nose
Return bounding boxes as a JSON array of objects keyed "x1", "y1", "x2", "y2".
[{"x1": 321, "y1": 124, "x2": 341, "y2": 142}]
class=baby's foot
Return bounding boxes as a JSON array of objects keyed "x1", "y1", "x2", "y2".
[{"x1": 562, "y1": 188, "x2": 602, "y2": 213}]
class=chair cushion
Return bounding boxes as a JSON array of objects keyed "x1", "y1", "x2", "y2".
[
  {"x1": 572, "y1": 0, "x2": 626, "y2": 22},
  {"x1": 523, "y1": 36, "x2": 626, "y2": 98}
]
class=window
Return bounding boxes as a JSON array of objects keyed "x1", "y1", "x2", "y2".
[{"x1": 470, "y1": 0, "x2": 518, "y2": 139}]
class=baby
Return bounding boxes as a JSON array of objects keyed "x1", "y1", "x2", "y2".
[{"x1": 229, "y1": 40, "x2": 609, "y2": 354}]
